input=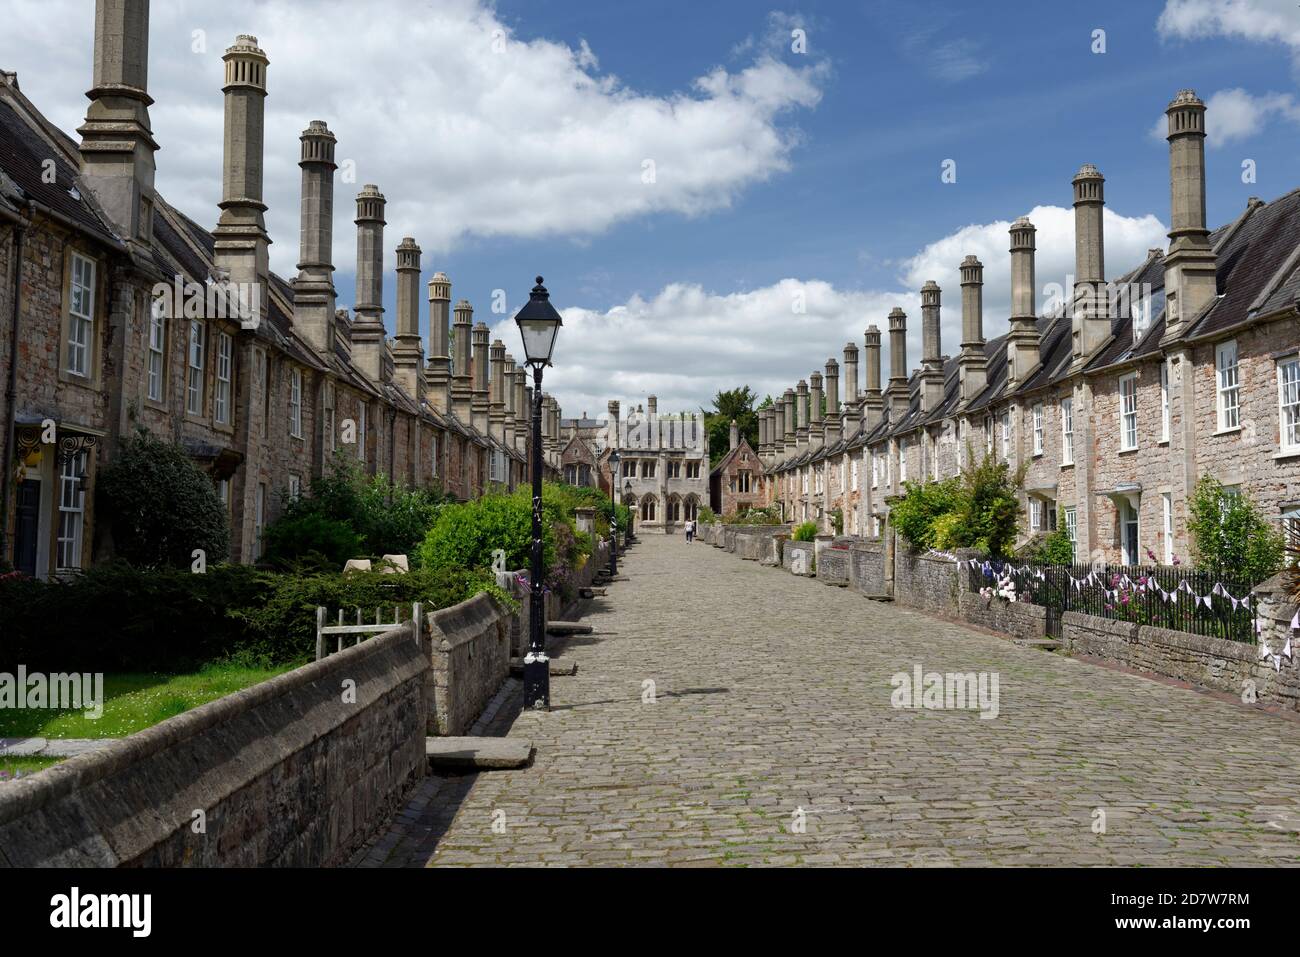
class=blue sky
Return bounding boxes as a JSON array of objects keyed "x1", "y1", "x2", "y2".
[{"x1": 7, "y1": 0, "x2": 1300, "y2": 415}]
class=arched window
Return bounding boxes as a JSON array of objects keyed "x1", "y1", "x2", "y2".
[
  {"x1": 667, "y1": 496, "x2": 682, "y2": 522},
  {"x1": 641, "y1": 496, "x2": 657, "y2": 522},
  {"x1": 684, "y1": 495, "x2": 699, "y2": 521}
]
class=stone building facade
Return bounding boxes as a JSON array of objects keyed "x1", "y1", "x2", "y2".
[
  {"x1": 761, "y1": 89, "x2": 1300, "y2": 565},
  {"x1": 0, "y1": 0, "x2": 567, "y2": 578},
  {"x1": 709, "y1": 420, "x2": 766, "y2": 516},
  {"x1": 607, "y1": 396, "x2": 708, "y2": 533}
]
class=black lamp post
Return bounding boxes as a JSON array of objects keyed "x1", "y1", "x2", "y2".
[
  {"x1": 607, "y1": 449, "x2": 620, "y2": 576},
  {"x1": 515, "y1": 276, "x2": 562, "y2": 712}
]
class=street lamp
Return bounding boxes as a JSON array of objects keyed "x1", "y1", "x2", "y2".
[
  {"x1": 607, "y1": 449, "x2": 620, "y2": 576},
  {"x1": 515, "y1": 277, "x2": 563, "y2": 712}
]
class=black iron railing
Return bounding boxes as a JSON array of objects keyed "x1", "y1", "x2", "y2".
[{"x1": 965, "y1": 559, "x2": 1258, "y2": 644}]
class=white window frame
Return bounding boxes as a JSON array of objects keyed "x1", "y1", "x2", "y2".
[
  {"x1": 1119, "y1": 374, "x2": 1138, "y2": 451},
  {"x1": 288, "y1": 474, "x2": 301, "y2": 501},
  {"x1": 56, "y1": 450, "x2": 87, "y2": 570},
  {"x1": 1030, "y1": 497, "x2": 1042, "y2": 532},
  {"x1": 1162, "y1": 491, "x2": 1174, "y2": 565},
  {"x1": 1060, "y1": 397, "x2": 1073, "y2": 466},
  {"x1": 66, "y1": 252, "x2": 95, "y2": 377},
  {"x1": 1216, "y1": 339, "x2": 1239, "y2": 432},
  {"x1": 984, "y1": 415, "x2": 994, "y2": 457},
  {"x1": 214, "y1": 331, "x2": 232, "y2": 425},
  {"x1": 1032, "y1": 404, "x2": 1044, "y2": 456},
  {"x1": 186, "y1": 320, "x2": 206, "y2": 415},
  {"x1": 851, "y1": 457, "x2": 858, "y2": 491},
  {"x1": 871, "y1": 453, "x2": 879, "y2": 489},
  {"x1": 290, "y1": 368, "x2": 303, "y2": 438},
  {"x1": 1159, "y1": 360, "x2": 1170, "y2": 443},
  {"x1": 1278, "y1": 356, "x2": 1300, "y2": 453},
  {"x1": 899, "y1": 444, "x2": 907, "y2": 483},
  {"x1": 1120, "y1": 499, "x2": 1139, "y2": 566},
  {"x1": 1000, "y1": 409, "x2": 1011, "y2": 459},
  {"x1": 1063, "y1": 506, "x2": 1077, "y2": 560},
  {"x1": 147, "y1": 300, "x2": 166, "y2": 402}
]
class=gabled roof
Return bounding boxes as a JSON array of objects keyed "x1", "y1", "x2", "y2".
[{"x1": 710, "y1": 435, "x2": 758, "y2": 476}]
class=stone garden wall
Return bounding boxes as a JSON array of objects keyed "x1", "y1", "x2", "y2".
[
  {"x1": 893, "y1": 547, "x2": 960, "y2": 617},
  {"x1": 426, "y1": 593, "x2": 513, "y2": 736},
  {"x1": 783, "y1": 540, "x2": 815, "y2": 576},
  {"x1": 848, "y1": 540, "x2": 887, "y2": 596},
  {"x1": 0, "y1": 624, "x2": 428, "y2": 867},
  {"x1": 960, "y1": 592, "x2": 1047, "y2": 640}
]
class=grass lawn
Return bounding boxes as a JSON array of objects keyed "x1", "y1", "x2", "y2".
[
  {"x1": 0, "y1": 755, "x2": 62, "y2": 778},
  {"x1": 0, "y1": 660, "x2": 301, "y2": 740}
]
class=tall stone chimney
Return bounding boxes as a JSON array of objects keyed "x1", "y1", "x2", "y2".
[
  {"x1": 451, "y1": 299, "x2": 474, "y2": 422},
  {"x1": 729, "y1": 419, "x2": 739, "y2": 451},
  {"x1": 393, "y1": 237, "x2": 424, "y2": 399},
  {"x1": 1163, "y1": 90, "x2": 1218, "y2": 340},
  {"x1": 758, "y1": 410, "x2": 769, "y2": 457},
  {"x1": 489, "y1": 340, "x2": 507, "y2": 441},
  {"x1": 783, "y1": 388, "x2": 796, "y2": 454},
  {"x1": 471, "y1": 322, "x2": 490, "y2": 434},
  {"x1": 77, "y1": 0, "x2": 157, "y2": 248},
  {"x1": 957, "y1": 258, "x2": 987, "y2": 405},
  {"x1": 426, "y1": 272, "x2": 452, "y2": 413},
  {"x1": 809, "y1": 372, "x2": 824, "y2": 449},
  {"x1": 843, "y1": 341, "x2": 859, "y2": 408},
  {"x1": 212, "y1": 35, "x2": 271, "y2": 325},
  {"x1": 1007, "y1": 217, "x2": 1040, "y2": 388},
  {"x1": 770, "y1": 401, "x2": 782, "y2": 457},
  {"x1": 824, "y1": 357, "x2": 841, "y2": 446},
  {"x1": 919, "y1": 281, "x2": 944, "y2": 413},
  {"x1": 1071, "y1": 163, "x2": 1109, "y2": 363},
  {"x1": 78, "y1": 0, "x2": 158, "y2": 248},
  {"x1": 351, "y1": 184, "x2": 387, "y2": 382},
  {"x1": 863, "y1": 325, "x2": 884, "y2": 430},
  {"x1": 514, "y1": 369, "x2": 528, "y2": 452},
  {"x1": 887, "y1": 308, "x2": 909, "y2": 420},
  {"x1": 795, "y1": 380, "x2": 810, "y2": 451},
  {"x1": 607, "y1": 400, "x2": 621, "y2": 454},
  {"x1": 503, "y1": 354, "x2": 518, "y2": 448},
  {"x1": 292, "y1": 120, "x2": 337, "y2": 354}
]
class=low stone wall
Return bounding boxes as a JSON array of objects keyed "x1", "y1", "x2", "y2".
[
  {"x1": 959, "y1": 593, "x2": 1047, "y2": 640},
  {"x1": 894, "y1": 547, "x2": 959, "y2": 616},
  {"x1": 761, "y1": 534, "x2": 788, "y2": 566},
  {"x1": 730, "y1": 525, "x2": 788, "y2": 562},
  {"x1": 848, "y1": 540, "x2": 887, "y2": 596},
  {"x1": 0, "y1": 626, "x2": 428, "y2": 867},
  {"x1": 783, "y1": 540, "x2": 815, "y2": 576},
  {"x1": 427, "y1": 593, "x2": 512, "y2": 736},
  {"x1": 816, "y1": 544, "x2": 850, "y2": 586}
]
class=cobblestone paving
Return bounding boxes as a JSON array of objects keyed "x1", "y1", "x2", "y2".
[{"x1": 373, "y1": 535, "x2": 1300, "y2": 867}]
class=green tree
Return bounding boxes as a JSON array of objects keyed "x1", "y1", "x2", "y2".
[
  {"x1": 97, "y1": 431, "x2": 230, "y2": 569},
  {"x1": 1187, "y1": 475, "x2": 1284, "y2": 584},
  {"x1": 703, "y1": 386, "x2": 760, "y2": 465}
]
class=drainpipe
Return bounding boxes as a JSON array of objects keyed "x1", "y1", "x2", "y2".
[
  {"x1": 1, "y1": 205, "x2": 29, "y2": 565},
  {"x1": 388, "y1": 405, "x2": 397, "y2": 494}
]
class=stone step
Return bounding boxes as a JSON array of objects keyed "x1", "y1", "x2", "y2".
[
  {"x1": 426, "y1": 737, "x2": 534, "y2": 770},
  {"x1": 546, "y1": 620, "x2": 593, "y2": 636},
  {"x1": 863, "y1": 594, "x2": 894, "y2": 602},
  {"x1": 579, "y1": 587, "x2": 607, "y2": 598},
  {"x1": 509, "y1": 658, "x2": 578, "y2": 676},
  {"x1": 1016, "y1": 638, "x2": 1063, "y2": 652}
]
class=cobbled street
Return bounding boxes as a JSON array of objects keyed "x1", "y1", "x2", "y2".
[{"x1": 363, "y1": 535, "x2": 1300, "y2": 867}]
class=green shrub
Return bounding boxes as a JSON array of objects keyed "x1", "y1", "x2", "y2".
[
  {"x1": 1028, "y1": 511, "x2": 1076, "y2": 565},
  {"x1": 263, "y1": 513, "x2": 363, "y2": 571},
  {"x1": 698, "y1": 506, "x2": 716, "y2": 524},
  {"x1": 419, "y1": 493, "x2": 549, "y2": 572},
  {"x1": 890, "y1": 478, "x2": 963, "y2": 551},
  {"x1": 792, "y1": 521, "x2": 818, "y2": 542},
  {"x1": 96, "y1": 431, "x2": 230, "y2": 568},
  {"x1": 1188, "y1": 475, "x2": 1284, "y2": 584}
]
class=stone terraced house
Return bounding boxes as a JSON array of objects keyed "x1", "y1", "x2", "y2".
[
  {"x1": 759, "y1": 89, "x2": 1300, "y2": 565},
  {"x1": 0, "y1": 0, "x2": 567, "y2": 578}
]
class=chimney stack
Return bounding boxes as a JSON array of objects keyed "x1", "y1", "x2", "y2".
[
  {"x1": 729, "y1": 419, "x2": 739, "y2": 451},
  {"x1": 824, "y1": 357, "x2": 841, "y2": 446},
  {"x1": 919, "y1": 281, "x2": 944, "y2": 413},
  {"x1": 426, "y1": 272, "x2": 452, "y2": 413},
  {"x1": 471, "y1": 322, "x2": 491, "y2": 434},
  {"x1": 809, "y1": 371, "x2": 824, "y2": 449},
  {"x1": 843, "y1": 341, "x2": 859, "y2": 407},
  {"x1": 78, "y1": 0, "x2": 158, "y2": 247},
  {"x1": 863, "y1": 325, "x2": 884, "y2": 430},
  {"x1": 393, "y1": 237, "x2": 424, "y2": 399},
  {"x1": 514, "y1": 368, "x2": 528, "y2": 453},
  {"x1": 351, "y1": 184, "x2": 387, "y2": 382},
  {"x1": 796, "y1": 380, "x2": 810, "y2": 451},
  {"x1": 783, "y1": 388, "x2": 796, "y2": 454},
  {"x1": 451, "y1": 300, "x2": 474, "y2": 422},
  {"x1": 758, "y1": 410, "x2": 768, "y2": 457},
  {"x1": 1163, "y1": 90, "x2": 1218, "y2": 340},
  {"x1": 1007, "y1": 217, "x2": 1040, "y2": 388},
  {"x1": 957, "y1": 257, "x2": 987, "y2": 404},
  {"x1": 292, "y1": 120, "x2": 338, "y2": 354},
  {"x1": 772, "y1": 401, "x2": 784, "y2": 457},
  {"x1": 1071, "y1": 163, "x2": 1109, "y2": 363},
  {"x1": 212, "y1": 35, "x2": 271, "y2": 325},
  {"x1": 887, "y1": 308, "x2": 910, "y2": 420},
  {"x1": 489, "y1": 340, "x2": 507, "y2": 441},
  {"x1": 503, "y1": 354, "x2": 518, "y2": 448}
]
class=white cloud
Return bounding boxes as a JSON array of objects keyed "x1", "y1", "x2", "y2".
[
  {"x1": 1147, "y1": 87, "x2": 1300, "y2": 146},
  {"x1": 497, "y1": 207, "x2": 1169, "y2": 416},
  {"x1": 1157, "y1": 0, "x2": 1300, "y2": 59},
  {"x1": 6, "y1": 0, "x2": 826, "y2": 275}
]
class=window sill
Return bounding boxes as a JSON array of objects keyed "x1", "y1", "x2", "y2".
[
  {"x1": 1274, "y1": 449, "x2": 1300, "y2": 461},
  {"x1": 1060, "y1": 462, "x2": 1074, "y2": 470},
  {"x1": 1213, "y1": 426, "x2": 1241, "y2": 437},
  {"x1": 1118, "y1": 447, "x2": 1138, "y2": 455}
]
